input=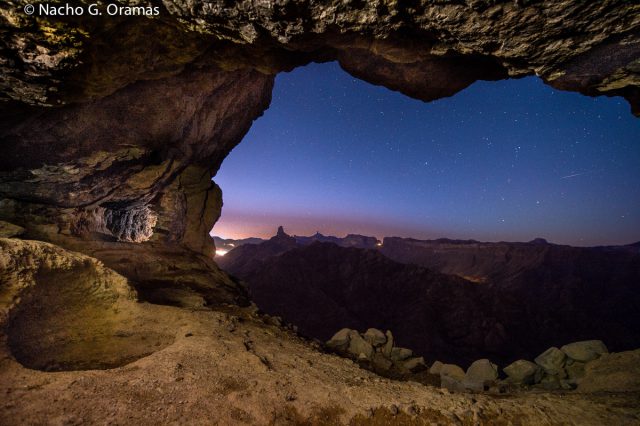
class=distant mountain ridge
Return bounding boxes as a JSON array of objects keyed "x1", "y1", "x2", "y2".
[
  {"x1": 380, "y1": 236, "x2": 640, "y2": 287},
  {"x1": 218, "y1": 228, "x2": 640, "y2": 365},
  {"x1": 214, "y1": 226, "x2": 380, "y2": 256}
]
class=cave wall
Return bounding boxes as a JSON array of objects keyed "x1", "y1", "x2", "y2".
[{"x1": 0, "y1": 1, "x2": 638, "y2": 305}]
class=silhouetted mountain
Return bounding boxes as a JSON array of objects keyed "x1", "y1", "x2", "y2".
[
  {"x1": 242, "y1": 242, "x2": 495, "y2": 365},
  {"x1": 216, "y1": 227, "x2": 298, "y2": 277},
  {"x1": 295, "y1": 232, "x2": 380, "y2": 249},
  {"x1": 221, "y1": 234, "x2": 640, "y2": 366},
  {"x1": 380, "y1": 237, "x2": 640, "y2": 288},
  {"x1": 214, "y1": 229, "x2": 379, "y2": 255}
]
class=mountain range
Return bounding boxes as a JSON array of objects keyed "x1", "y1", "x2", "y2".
[{"x1": 217, "y1": 228, "x2": 640, "y2": 366}]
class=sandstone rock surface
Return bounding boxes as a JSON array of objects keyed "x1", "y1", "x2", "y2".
[
  {"x1": 1, "y1": 239, "x2": 639, "y2": 424},
  {"x1": 1, "y1": 287, "x2": 638, "y2": 425},
  {"x1": 0, "y1": 238, "x2": 175, "y2": 371}
]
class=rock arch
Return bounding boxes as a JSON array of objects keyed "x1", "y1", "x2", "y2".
[{"x1": 0, "y1": 1, "x2": 638, "y2": 304}]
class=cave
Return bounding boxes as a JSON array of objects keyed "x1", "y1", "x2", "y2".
[
  {"x1": 7, "y1": 261, "x2": 174, "y2": 372},
  {"x1": 1, "y1": 1, "x2": 639, "y2": 423},
  {"x1": 1, "y1": 4, "x2": 638, "y2": 307}
]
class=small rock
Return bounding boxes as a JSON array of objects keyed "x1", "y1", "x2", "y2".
[
  {"x1": 389, "y1": 404, "x2": 399, "y2": 416},
  {"x1": 371, "y1": 353, "x2": 393, "y2": 372},
  {"x1": 267, "y1": 316, "x2": 282, "y2": 327},
  {"x1": 363, "y1": 328, "x2": 386, "y2": 347},
  {"x1": 429, "y1": 360, "x2": 444, "y2": 375},
  {"x1": 403, "y1": 356, "x2": 427, "y2": 372},
  {"x1": 565, "y1": 360, "x2": 586, "y2": 380},
  {"x1": 534, "y1": 347, "x2": 567, "y2": 376},
  {"x1": 0, "y1": 221, "x2": 25, "y2": 238},
  {"x1": 390, "y1": 347, "x2": 413, "y2": 361},
  {"x1": 504, "y1": 359, "x2": 543, "y2": 384},
  {"x1": 440, "y1": 364, "x2": 466, "y2": 392},
  {"x1": 441, "y1": 375, "x2": 466, "y2": 392},
  {"x1": 561, "y1": 340, "x2": 608, "y2": 363},
  {"x1": 538, "y1": 374, "x2": 562, "y2": 390},
  {"x1": 382, "y1": 330, "x2": 394, "y2": 357},
  {"x1": 348, "y1": 331, "x2": 374, "y2": 360},
  {"x1": 326, "y1": 328, "x2": 352, "y2": 351}
]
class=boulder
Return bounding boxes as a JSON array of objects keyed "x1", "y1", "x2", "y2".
[
  {"x1": 441, "y1": 375, "x2": 466, "y2": 392},
  {"x1": 561, "y1": 340, "x2": 608, "y2": 363},
  {"x1": 347, "y1": 330, "x2": 374, "y2": 360},
  {"x1": 363, "y1": 328, "x2": 386, "y2": 347},
  {"x1": 538, "y1": 374, "x2": 562, "y2": 390},
  {"x1": 578, "y1": 349, "x2": 640, "y2": 393},
  {"x1": 440, "y1": 364, "x2": 466, "y2": 379},
  {"x1": 440, "y1": 364, "x2": 466, "y2": 392},
  {"x1": 326, "y1": 328, "x2": 352, "y2": 351},
  {"x1": 382, "y1": 330, "x2": 394, "y2": 357},
  {"x1": 504, "y1": 359, "x2": 543, "y2": 384},
  {"x1": 429, "y1": 360, "x2": 444, "y2": 375},
  {"x1": 565, "y1": 360, "x2": 586, "y2": 380},
  {"x1": 390, "y1": 347, "x2": 413, "y2": 362},
  {"x1": 403, "y1": 357, "x2": 426, "y2": 373},
  {"x1": 0, "y1": 221, "x2": 25, "y2": 238},
  {"x1": 464, "y1": 359, "x2": 498, "y2": 391},
  {"x1": 534, "y1": 347, "x2": 567, "y2": 376},
  {"x1": 371, "y1": 353, "x2": 393, "y2": 372},
  {"x1": 466, "y1": 359, "x2": 499, "y2": 382}
]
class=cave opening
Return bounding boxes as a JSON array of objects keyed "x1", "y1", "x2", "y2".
[
  {"x1": 210, "y1": 61, "x2": 640, "y2": 369},
  {"x1": 212, "y1": 61, "x2": 640, "y2": 247}
]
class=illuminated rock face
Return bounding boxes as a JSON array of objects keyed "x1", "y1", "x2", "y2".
[
  {"x1": 0, "y1": 1, "x2": 638, "y2": 302},
  {"x1": 0, "y1": 238, "x2": 175, "y2": 371}
]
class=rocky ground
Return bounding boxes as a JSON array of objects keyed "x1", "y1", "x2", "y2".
[{"x1": 2, "y1": 237, "x2": 640, "y2": 425}]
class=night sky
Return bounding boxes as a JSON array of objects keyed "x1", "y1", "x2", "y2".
[{"x1": 212, "y1": 62, "x2": 640, "y2": 246}]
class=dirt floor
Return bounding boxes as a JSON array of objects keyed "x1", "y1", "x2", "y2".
[{"x1": 1, "y1": 238, "x2": 639, "y2": 425}]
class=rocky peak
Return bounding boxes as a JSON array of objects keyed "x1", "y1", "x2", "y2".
[
  {"x1": 529, "y1": 238, "x2": 549, "y2": 245},
  {"x1": 276, "y1": 226, "x2": 289, "y2": 238}
]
